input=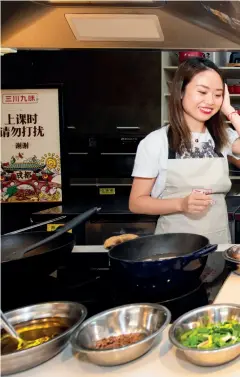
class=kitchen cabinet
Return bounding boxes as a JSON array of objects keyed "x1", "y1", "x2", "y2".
[
  {"x1": 64, "y1": 50, "x2": 162, "y2": 136},
  {"x1": 1, "y1": 50, "x2": 162, "y2": 137},
  {"x1": 66, "y1": 106, "x2": 160, "y2": 136}
]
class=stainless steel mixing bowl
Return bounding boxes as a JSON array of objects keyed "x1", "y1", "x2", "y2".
[
  {"x1": 71, "y1": 303, "x2": 171, "y2": 366},
  {"x1": 169, "y1": 303, "x2": 240, "y2": 367},
  {"x1": 1, "y1": 301, "x2": 87, "y2": 375}
]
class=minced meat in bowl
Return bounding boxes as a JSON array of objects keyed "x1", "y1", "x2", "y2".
[{"x1": 70, "y1": 303, "x2": 171, "y2": 366}]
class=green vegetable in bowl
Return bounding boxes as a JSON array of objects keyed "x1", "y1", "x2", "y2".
[{"x1": 179, "y1": 320, "x2": 240, "y2": 349}]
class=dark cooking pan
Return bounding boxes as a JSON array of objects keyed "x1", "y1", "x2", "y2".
[
  {"x1": 1, "y1": 232, "x2": 75, "y2": 279},
  {"x1": 108, "y1": 233, "x2": 217, "y2": 292},
  {"x1": 1, "y1": 207, "x2": 100, "y2": 280}
]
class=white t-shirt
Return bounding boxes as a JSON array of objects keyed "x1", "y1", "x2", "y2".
[{"x1": 132, "y1": 125, "x2": 240, "y2": 198}]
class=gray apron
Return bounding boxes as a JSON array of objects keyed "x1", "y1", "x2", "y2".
[{"x1": 155, "y1": 138, "x2": 232, "y2": 244}]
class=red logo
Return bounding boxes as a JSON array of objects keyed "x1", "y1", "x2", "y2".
[{"x1": 2, "y1": 93, "x2": 39, "y2": 104}]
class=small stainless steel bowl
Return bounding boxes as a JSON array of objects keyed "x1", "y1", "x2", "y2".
[
  {"x1": 223, "y1": 246, "x2": 240, "y2": 275},
  {"x1": 169, "y1": 304, "x2": 240, "y2": 367},
  {"x1": 1, "y1": 301, "x2": 87, "y2": 375},
  {"x1": 71, "y1": 303, "x2": 171, "y2": 366}
]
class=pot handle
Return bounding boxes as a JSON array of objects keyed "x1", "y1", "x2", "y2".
[
  {"x1": 183, "y1": 244, "x2": 217, "y2": 262},
  {"x1": 21, "y1": 207, "x2": 101, "y2": 256}
]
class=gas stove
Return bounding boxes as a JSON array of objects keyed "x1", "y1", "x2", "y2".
[{"x1": 2, "y1": 252, "x2": 231, "y2": 323}]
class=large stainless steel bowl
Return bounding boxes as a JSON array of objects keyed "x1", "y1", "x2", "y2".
[
  {"x1": 1, "y1": 301, "x2": 87, "y2": 375},
  {"x1": 71, "y1": 303, "x2": 171, "y2": 366},
  {"x1": 169, "y1": 304, "x2": 240, "y2": 367}
]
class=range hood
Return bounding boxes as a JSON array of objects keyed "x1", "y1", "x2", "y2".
[{"x1": 1, "y1": 1, "x2": 240, "y2": 50}]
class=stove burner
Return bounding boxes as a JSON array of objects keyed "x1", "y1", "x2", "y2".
[
  {"x1": 157, "y1": 284, "x2": 208, "y2": 321},
  {"x1": 110, "y1": 269, "x2": 203, "y2": 302},
  {"x1": 109, "y1": 275, "x2": 208, "y2": 322},
  {"x1": 1, "y1": 255, "x2": 229, "y2": 324}
]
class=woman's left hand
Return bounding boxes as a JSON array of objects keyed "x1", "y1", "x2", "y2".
[{"x1": 221, "y1": 84, "x2": 235, "y2": 117}]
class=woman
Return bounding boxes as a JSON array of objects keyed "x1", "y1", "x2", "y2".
[{"x1": 130, "y1": 58, "x2": 240, "y2": 244}]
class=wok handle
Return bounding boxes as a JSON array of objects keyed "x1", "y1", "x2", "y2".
[
  {"x1": 55, "y1": 207, "x2": 101, "y2": 234},
  {"x1": 22, "y1": 207, "x2": 101, "y2": 256},
  {"x1": 183, "y1": 244, "x2": 217, "y2": 262}
]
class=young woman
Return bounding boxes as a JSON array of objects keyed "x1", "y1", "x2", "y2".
[{"x1": 130, "y1": 58, "x2": 240, "y2": 243}]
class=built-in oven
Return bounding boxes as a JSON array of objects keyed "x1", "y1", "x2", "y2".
[
  {"x1": 67, "y1": 131, "x2": 145, "y2": 183},
  {"x1": 97, "y1": 133, "x2": 143, "y2": 178}
]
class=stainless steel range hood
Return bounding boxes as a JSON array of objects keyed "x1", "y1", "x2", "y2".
[{"x1": 1, "y1": 1, "x2": 240, "y2": 50}]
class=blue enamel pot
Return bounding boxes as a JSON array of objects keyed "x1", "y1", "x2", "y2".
[{"x1": 108, "y1": 233, "x2": 217, "y2": 291}]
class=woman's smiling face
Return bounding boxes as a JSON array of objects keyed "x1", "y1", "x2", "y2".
[{"x1": 182, "y1": 69, "x2": 224, "y2": 123}]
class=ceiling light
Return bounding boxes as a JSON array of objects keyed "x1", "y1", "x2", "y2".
[
  {"x1": 0, "y1": 48, "x2": 17, "y2": 56},
  {"x1": 65, "y1": 14, "x2": 164, "y2": 42}
]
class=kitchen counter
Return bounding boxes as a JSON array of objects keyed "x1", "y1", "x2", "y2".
[{"x1": 7, "y1": 245, "x2": 240, "y2": 377}]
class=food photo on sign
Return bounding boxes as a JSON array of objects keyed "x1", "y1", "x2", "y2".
[{"x1": 0, "y1": 88, "x2": 62, "y2": 203}]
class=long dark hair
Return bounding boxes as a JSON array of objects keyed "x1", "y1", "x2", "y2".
[{"x1": 168, "y1": 57, "x2": 228, "y2": 154}]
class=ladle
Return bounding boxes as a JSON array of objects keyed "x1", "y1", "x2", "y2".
[
  {"x1": 1, "y1": 310, "x2": 45, "y2": 350},
  {"x1": 1, "y1": 309, "x2": 23, "y2": 344}
]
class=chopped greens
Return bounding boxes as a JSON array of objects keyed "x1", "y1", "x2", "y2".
[{"x1": 178, "y1": 320, "x2": 240, "y2": 350}]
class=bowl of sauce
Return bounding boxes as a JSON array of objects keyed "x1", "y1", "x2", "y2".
[{"x1": 1, "y1": 301, "x2": 87, "y2": 375}]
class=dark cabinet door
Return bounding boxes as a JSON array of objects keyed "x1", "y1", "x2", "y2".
[
  {"x1": 64, "y1": 50, "x2": 162, "y2": 135},
  {"x1": 66, "y1": 106, "x2": 160, "y2": 135}
]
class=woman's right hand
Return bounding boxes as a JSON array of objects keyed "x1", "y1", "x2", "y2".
[{"x1": 180, "y1": 193, "x2": 212, "y2": 214}]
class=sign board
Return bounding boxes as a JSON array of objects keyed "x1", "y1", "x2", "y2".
[
  {"x1": 1, "y1": 88, "x2": 62, "y2": 203},
  {"x1": 47, "y1": 224, "x2": 72, "y2": 233},
  {"x1": 99, "y1": 188, "x2": 116, "y2": 195}
]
